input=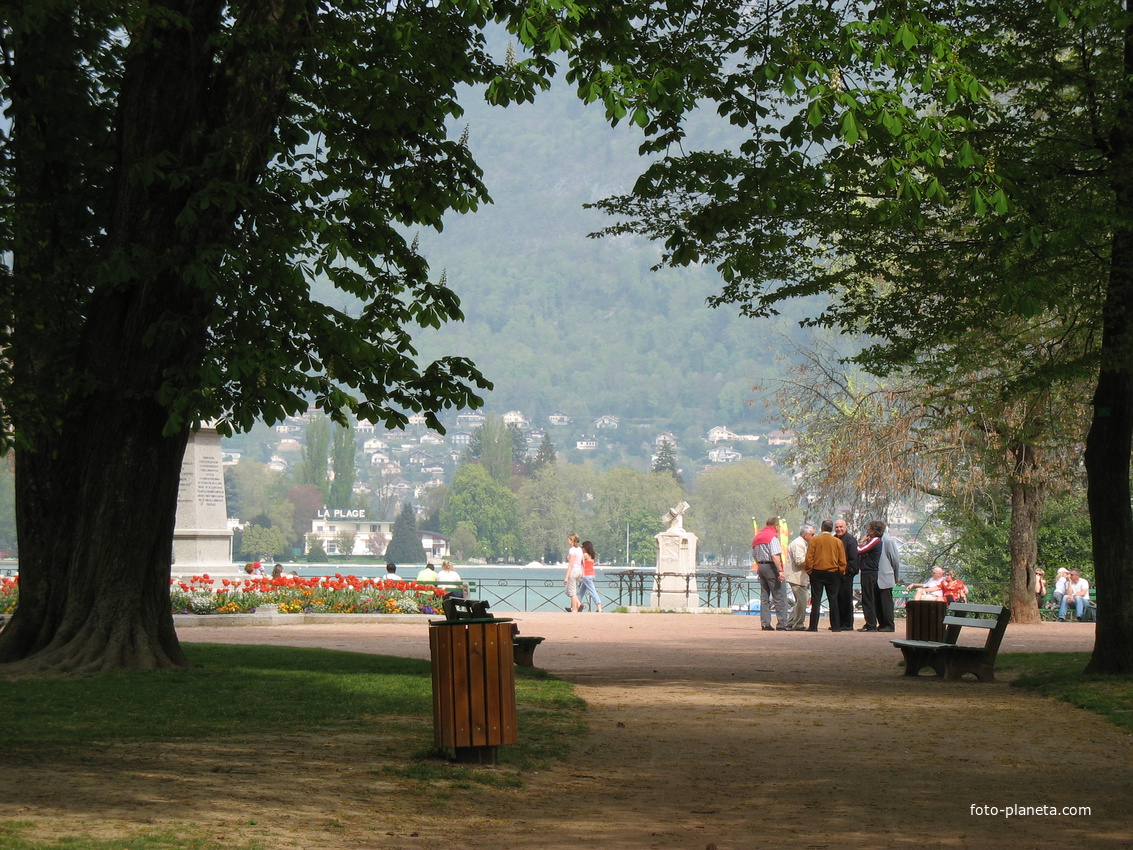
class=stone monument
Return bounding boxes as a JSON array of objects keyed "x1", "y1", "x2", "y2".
[
  {"x1": 172, "y1": 423, "x2": 234, "y2": 574},
  {"x1": 651, "y1": 501, "x2": 699, "y2": 609}
]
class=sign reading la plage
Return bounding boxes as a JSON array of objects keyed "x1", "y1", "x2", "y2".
[{"x1": 317, "y1": 508, "x2": 367, "y2": 520}]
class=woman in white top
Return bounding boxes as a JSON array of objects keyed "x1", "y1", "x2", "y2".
[
  {"x1": 564, "y1": 534, "x2": 584, "y2": 613},
  {"x1": 436, "y1": 560, "x2": 464, "y2": 598}
]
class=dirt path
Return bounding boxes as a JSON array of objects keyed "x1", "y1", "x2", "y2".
[{"x1": 3, "y1": 614, "x2": 1129, "y2": 849}]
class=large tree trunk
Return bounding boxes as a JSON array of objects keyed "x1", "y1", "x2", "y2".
[
  {"x1": 1084, "y1": 291, "x2": 1133, "y2": 675},
  {"x1": 0, "y1": 415, "x2": 191, "y2": 672},
  {"x1": 1084, "y1": 3, "x2": 1133, "y2": 676},
  {"x1": 0, "y1": 0, "x2": 312, "y2": 671},
  {"x1": 1008, "y1": 442, "x2": 1043, "y2": 624}
]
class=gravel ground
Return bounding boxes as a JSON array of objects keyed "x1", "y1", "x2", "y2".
[{"x1": 3, "y1": 613, "x2": 1126, "y2": 850}]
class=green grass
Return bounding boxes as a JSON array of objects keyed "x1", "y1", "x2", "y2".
[
  {"x1": 0, "y1": 643, "x2": 583, "y2": 747},
  {"x1": 998, "y1": 652, "x2": 1133, "y2": 734},
  {"x1": 0, "y1": 643, "x2": 585, "y2": 847},
  {"x1": 1, "y1": 644, "x2": 436, "y2": 742}
]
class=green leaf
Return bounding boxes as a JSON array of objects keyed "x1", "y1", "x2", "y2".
[{"x1": 807, "y1": 99, "x2": 825, "y2": 128}]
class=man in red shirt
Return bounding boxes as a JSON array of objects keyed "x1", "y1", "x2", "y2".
[{"x1": 752, "y1": 516, "x2": 790, "y2": 631}]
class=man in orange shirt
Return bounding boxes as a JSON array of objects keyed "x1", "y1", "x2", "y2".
[{"x1": 803, "y1": 519, "x2": 848, "y2": 632}]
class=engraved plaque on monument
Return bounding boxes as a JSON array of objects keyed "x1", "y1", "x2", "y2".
[
  {"x1": 172, "y1": 423, "x2": 234, "y2": 573},
  {"x1": 651, "y1": 501, "x2": 699, "y2": 609}
]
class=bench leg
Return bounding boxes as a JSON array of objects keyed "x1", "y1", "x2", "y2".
[
  {"x1": 899, "y1": 646, "x2": 946, "y2": 677},
  {"x1": 513, "y1": 637, "x2": 544, "y2": 668},
  {"x1": 943, "y1": 650, "x2": 995, "y2": 682}
]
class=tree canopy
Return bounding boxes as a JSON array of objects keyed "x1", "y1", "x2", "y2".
[
  {"x1": 568, "y1": 0, "x2": 1131, "y2": 673},
  {"x1": 0, "y1": 0, "x2": 618, "y2": 671},
  {"x1": 385, "y1": 502, "x2": 427, "y2": 565}
]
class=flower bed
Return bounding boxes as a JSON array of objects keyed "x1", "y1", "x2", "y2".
[
  {"x1": 0, "y1": 575, "x2": 16, "y2": 614},
  {"x1": 170, "y1": 573, "x2": 447, "y2": 615}
]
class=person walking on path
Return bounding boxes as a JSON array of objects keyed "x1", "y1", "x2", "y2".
[
  {"x1": 784, "y1": 523, "x2": 813, "y2": 631},
  {"x1": 804, "y1": 519, "x2": 847, "y2": 631},
  {"x1": 753, "y1": 516, "x2": 790, "y2": 630},
  {"x1": 578, "y1": 540, "x2": 604, "y2": 612},
  {"x1": 876, "y1": 523, "x2": 901, "y2": 632},
  {"x1": 564, "y1": 533, "x2": 584, "y2": 613}
]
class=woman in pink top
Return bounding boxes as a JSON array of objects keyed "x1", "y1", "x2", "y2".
[{"x1": 578, "y1": 540, "x2": 603, "y2": 613}]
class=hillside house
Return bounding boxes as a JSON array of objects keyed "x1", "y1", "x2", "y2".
[
  {"x1": 708, "y1": 447, "x2": 742, "y2": 463},
  {"x1": 456, "y1": 411, "x2": 486, "y2": 428},
  {"x1": 767, "y1": 429, "x2": 796, "y2": 446}
]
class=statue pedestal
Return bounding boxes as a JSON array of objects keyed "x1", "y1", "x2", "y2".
[
  {"x1": 173, "y1": 425, "x2": 233, "y2": 574},
  {"x1": 651, "y1": 522, "x2": 699, "y2": 609}
]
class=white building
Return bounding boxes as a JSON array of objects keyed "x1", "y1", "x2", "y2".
[
  {"x1": 456, "y1": 411, "x2": 486, "y2": 428},
  {"x1": 308, "y1": 509, "x2": 392, "y2": 556},
  {"x1": 708, "y1": 447, "x2": 742, "y2": 463},
  {"x1": 767, "y1": 429, "x2": 796, "y2": 446}
]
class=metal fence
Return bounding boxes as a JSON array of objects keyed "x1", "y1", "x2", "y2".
[
  {"x1": 471, "y1": 570, "x2": 762, "y2": 613},
  {"x1": 471, "y1": 572, "x2": 1012, "y2": 615}
]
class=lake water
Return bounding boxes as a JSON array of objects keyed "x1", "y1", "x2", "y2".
[{"x1": 292, "y1": 564, "x2": 761, "y2": 613}]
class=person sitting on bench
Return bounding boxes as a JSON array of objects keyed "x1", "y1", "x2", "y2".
[
  {"x1": 1058, "y1": 569, "x2": 1090, "y2": 622},
  {"x1": 437, "y1": 560, "x2": 464, "y2": 598},
  {"x1": 908, "y1": 566, "x2": 946, "y2": 601}
]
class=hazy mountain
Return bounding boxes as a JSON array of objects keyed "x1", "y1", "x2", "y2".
[{"x1": 314, "y1": 60, "x2": 827, "y2": 445}]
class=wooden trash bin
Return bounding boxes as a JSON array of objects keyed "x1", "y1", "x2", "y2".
[
  {"x1": 905, "y1": 600, "x2": 947, "y2": 642},
  {"x1": 430, "y1": 620, "x2": 517, "y2": 764}
]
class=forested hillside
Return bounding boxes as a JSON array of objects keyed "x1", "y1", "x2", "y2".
[{"x1": 316, "y1": 67, "x2": 817, "y2": 438}]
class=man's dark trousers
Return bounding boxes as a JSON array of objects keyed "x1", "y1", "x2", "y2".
[
  {"x1": 859, "y1": 570, "x2": 880, "y2": 629},
  {"x1": 808, "y1": 571, "x2": 842, "y2": 631}
]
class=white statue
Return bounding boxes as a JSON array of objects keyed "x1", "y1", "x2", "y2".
[{"x1": 661, "y1": 501, "x2": 690, "y2": 530}]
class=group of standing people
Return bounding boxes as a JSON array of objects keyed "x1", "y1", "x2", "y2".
[
  {"x1": 754, "y1": 516, "x2": 902, "y2": 633},
  {"x1": 564, "y1": 534, "x2": 603, "y2": 613}
]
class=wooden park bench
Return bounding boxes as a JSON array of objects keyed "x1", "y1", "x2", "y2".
[
  {"x1": 1039, "y1": 590, "x2": 1097, "y2": 622},
  {"x1": 511, "y1": 629, "x2": 545, "y2": 668},
  {"x1": 891, "y1": 602, "x2": 1010, "y2": 682},
  {"x1": 439, "y1": 597, "x2": 545, "y2": 668}
]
